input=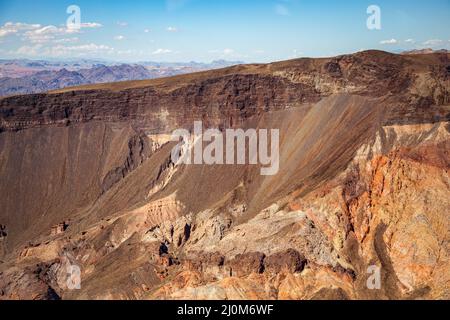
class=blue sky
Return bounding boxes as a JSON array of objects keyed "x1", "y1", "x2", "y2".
[{"x1": 0, "y1": 0, "x2": 449, "y2": 62}]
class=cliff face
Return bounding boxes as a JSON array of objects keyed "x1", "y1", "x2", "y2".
[
  {"x1": 1, "y1": 50, "x2": 448, "y2": 132},
  {"x1": 0, "y1": 50, "x2": 449, "y2": 300}
]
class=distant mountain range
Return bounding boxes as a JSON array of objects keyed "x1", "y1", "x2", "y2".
[
  {"x1": 400, "y1": 48, "x2": 449, "y2": 55},
  {"x1": 0, "y1": 59, "x2": 243, "y2": 96}
]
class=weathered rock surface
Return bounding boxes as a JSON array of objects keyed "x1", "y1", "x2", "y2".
[{"x1": 0, "y1": 50, "x2": 448, "y2": 300}]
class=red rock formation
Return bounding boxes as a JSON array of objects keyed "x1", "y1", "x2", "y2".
[{"x1": 0, "y1": 50, "x2": 448, "y2": 300}]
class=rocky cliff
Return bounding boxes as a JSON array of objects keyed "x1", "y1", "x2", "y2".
[{"x1": 0, "y1": 50, "x2": 448, "y2": 300}]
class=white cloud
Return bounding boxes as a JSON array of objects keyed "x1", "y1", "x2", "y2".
[
  {"x1": 166, "y1": 26, "x2": 178, "y2": 32},
  {"x1": 223, "y1": 48, "x2": 234, "y2": 55},
  {"x1": 423, "y1": 39, "x2": 443, "y2": 46},
  {"x1": 16, "y1": 44, "x2": 44, "y2": 56},
  {"x1": 14, "y1": 43, "x2": 114, "y2": 58},
  {"x1": 405, "y1": 39, "x2": 415, "y2": 44},
  {"x1": 0, "y1": 22, "x2": 41, "y2": 38},
  {"x1": 152, "y1": 48, "x2": 172, "y2": 55},
  {"x1": 275, "y1": 4, "x2": 290, "y2": 16},
  {"x1": 114, "y1": 35, "x2": 125, "y2": 41},
  {"x1": 0, "y1": 29, "x2": 14, "y2": 37},
  {"x1": 380, "y1": 39, "x2": 398, "y2": 45},
  {"x1": 48, "y1": 43, "x2": 114, "y2": 57},
  {"x1": 144, "y1": 29, "x2": 151, "y2": 33},
  {"x1": 81, "y1": 22, "x2": 102, "y2": 28},
  {"x1": 23, "y1": 25, "x2": 63, "y2": 43},
  {"x1": 52, "y1": 37, "x2": 79, "y2": 44},
  {"x1": 1, "y1": 21, "x2": 103, "y2": 43},
  {"x1": 117, "y1": 22, "x2": 128, "y2": 27}
]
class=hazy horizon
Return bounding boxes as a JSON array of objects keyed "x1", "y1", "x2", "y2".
[{"x1": 0, "y1": 0, "x2": 449, "y2": 63}]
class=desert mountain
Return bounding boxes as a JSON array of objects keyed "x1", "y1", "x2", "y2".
[
  {"x1": 0, "y1": 64, "x2": 154, "y2": 97},
  {"x1": 0, "y1": 50, "x2": 448, "y2": 300},
  {"x1": 0, "y1": 60, "x2": 243, "y2": 97},
  {"x1": 401, "y1": 48, "x2": 449, "y2": 55}
]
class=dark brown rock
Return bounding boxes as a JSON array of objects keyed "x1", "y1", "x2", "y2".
[
  {"x1": 0, "y1": 225, "x2": 6, "y2": 239},
  {"x1": 228, "y1": 252, "x2": 265, "y2": 277},
  {"x1": 265, "y1": 249, "x2": 307, "y2": 274}
]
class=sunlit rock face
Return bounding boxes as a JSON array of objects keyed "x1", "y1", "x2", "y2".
[{"x1": 0, "y1": 50, "x2": 449, "y2": 300}]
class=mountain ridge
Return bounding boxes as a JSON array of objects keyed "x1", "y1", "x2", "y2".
[{"x1": 0, "y1": 60, "x2": 244, "y2": 97}]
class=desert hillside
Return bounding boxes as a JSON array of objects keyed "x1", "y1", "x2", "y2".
[{"x1": 0, "y1": 50, "x2": 449, "y2": 300}]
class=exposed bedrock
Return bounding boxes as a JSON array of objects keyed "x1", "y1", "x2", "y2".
[{"x1": 0, "y1": 51, "x2": 449, "y2": 300}]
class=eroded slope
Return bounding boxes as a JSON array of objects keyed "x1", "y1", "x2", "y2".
[{"x1": 0, "y1": 51, "x2": 449, "y2": 300}]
